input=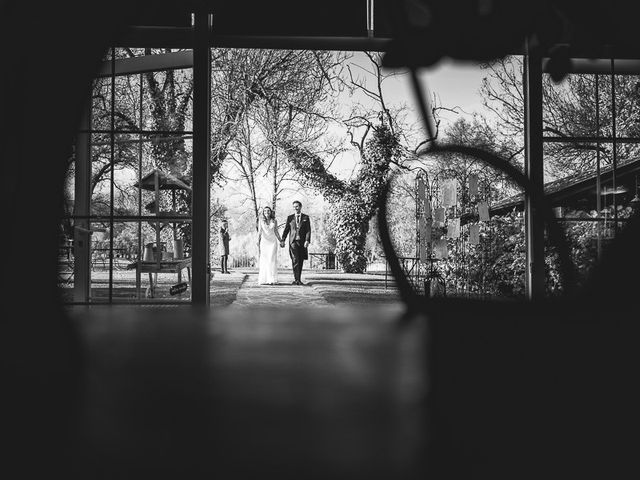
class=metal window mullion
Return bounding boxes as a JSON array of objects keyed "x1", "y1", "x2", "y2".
[
  {"x1": 524, "y1": 47, "x2": 545, "y2": 300},
  {"x1": 191, "y1": 11, "x2": 213, "y2": 305},
  {"x1": 80, "y1": 129, "x2": 194, "y2": 135},
  {"x1": 73, "y1": 89, "x2": 92, "y2": 303},
  {"x1": 108, "y1": 47, "x2": 116, "y2": 302},
  {"x1": 542, "y1": 135, "x2": 640, "y2": 143},
  {"x1": 137, "y1": 72, "x2": 144, "y2": 299},
  {"x1": 596, "y1": 75, "x2": 602, "y2": 259},
  {"x1": 610, "y1": 58, "x2": 619, "y2": 234}
]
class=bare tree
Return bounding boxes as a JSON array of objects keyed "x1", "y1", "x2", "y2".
[
  {"x1": 211, "y1": 48, "x2": 347, "y2": 181},
  {"x1": 223, "y1": 114, "x2": 268, "y2": 231},
  {"x1": 280, "y1": 51, "x2": 446, "y2": 272},
  {"x1": 217, "y1": 48, "x2": 349, "y2": 226},
  {"x1": 480, "y1": 55, "x2": 640, "y2": 179}
]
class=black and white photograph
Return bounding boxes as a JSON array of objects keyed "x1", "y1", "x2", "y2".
[{"x1": 2, "y1": 1, "x2": 638, "y2": 478}]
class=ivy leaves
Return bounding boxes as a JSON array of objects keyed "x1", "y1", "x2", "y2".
[{"x1": 284, "y1": 124, "x2": 400, "y2": 272}]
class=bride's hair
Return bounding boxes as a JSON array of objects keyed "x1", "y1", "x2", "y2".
[{"x1": 261, "y1": 206, "x2": 274, "y2": 222}]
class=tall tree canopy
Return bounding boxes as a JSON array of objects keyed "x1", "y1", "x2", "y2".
[{"x1": 216, "y1": 48, "x2": 347, "y2": 227}]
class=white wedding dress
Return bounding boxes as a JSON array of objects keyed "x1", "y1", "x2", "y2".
[{"x1": 258, "y1": 219, "x2": 279, "y2": 284}]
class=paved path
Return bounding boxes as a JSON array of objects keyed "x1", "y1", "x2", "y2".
[{"x1": 228, "y1": 271, "x2": 334, "y2": 309}]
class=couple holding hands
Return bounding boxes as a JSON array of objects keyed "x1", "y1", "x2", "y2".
[{"x1": 257, "y1": 200, "x2": 311, "y2": 285}]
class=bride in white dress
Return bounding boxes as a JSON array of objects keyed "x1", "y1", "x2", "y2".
[{"x1": 257, "y1": 206, "x2": 283, "y2": 285}]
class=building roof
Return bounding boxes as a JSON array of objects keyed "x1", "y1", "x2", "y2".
[
  {"x1": 490, "y1": 156, "x2": 640, "y2": 215},
  {"x1": 133, "y1": 169, "x2": 192, "y2": 192}
]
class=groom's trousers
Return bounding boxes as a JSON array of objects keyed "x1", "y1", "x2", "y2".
[{"x1": 289, "y1": 240, "x2": 305, "y2": 282}]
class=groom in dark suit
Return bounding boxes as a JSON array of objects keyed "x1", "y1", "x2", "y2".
[{"x1": 280, "y1": 200, "x2": 311, "y2": 285}]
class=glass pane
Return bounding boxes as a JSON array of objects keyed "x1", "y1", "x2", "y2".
[
  {"x1": 87, "y1": 221, "x2": 193, "y2": 303},
  {"x1": 57, "y1": 229, "x2": 75, "y2": 301},
  {"x1": 89, "y1": 133, "x2": 193, "y2": 218},
  {"x1": 88, "y1": 223, "x2": 115, "y2": 304},
  {"x1": 543, "y1": 73, "x2": 612, "y2": 139},
  {"x1": 543, "y1": 141, "x2": 638, "y2": 213},
  {"x1": 114, "y1": 74, "x2": 142, "y2": 132},
  {"x1": 90, "y1": 77, "x2": 112, "y2": 131},
  {"x1": 613, "y1": 74, "x2": 640, "y2": 139},
  {"x1": 541, "y1": 141, "x2": 640, "y2": 294},
  {"x1": 140, "y1": 134, "x2": 193, "y2": 183},
  {"x1": 141, "y1": 68, "x2": 194, "y2": 132},
  {"x1": 543, "y1": 141, "x2": 608, "y2": 196},
  {"x1": 61, "y1": 148, "x2": 76, "y2": 223}
]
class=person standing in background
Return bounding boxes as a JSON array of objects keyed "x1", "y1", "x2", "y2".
[{"x1": 219, "y1": 219, "x2": 231, "y2": 274}]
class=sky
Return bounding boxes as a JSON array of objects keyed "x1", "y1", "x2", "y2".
[
  {"x1": 363, "y1": 52, "x2": 489, "y2": 138},
  {"x1": 328, "y1": 52, "x2": 490, "y2": 176},
  {"x1": 403, "y1": 58, "x2": 489, "y2": 125}
]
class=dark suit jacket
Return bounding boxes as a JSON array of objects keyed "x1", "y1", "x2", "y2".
[
  {"x1": 219, "y1": 227, "x2": 230, "y2": 255},
  {"x1": 281, "y1": 213, "x2": 311, "y2": 259}
]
